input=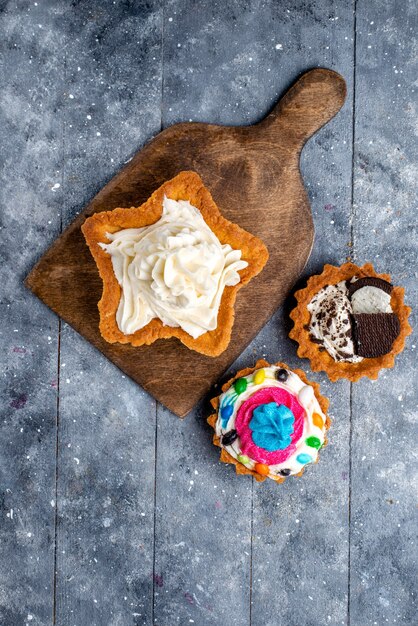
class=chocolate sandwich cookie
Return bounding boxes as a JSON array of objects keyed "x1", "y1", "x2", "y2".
[
  {"x1": 347, "y1": 276, "x2": 400, "y2": 358},
  {"x1": 348, "y1": 276, "x2": 393, "y2": 315},
  {"x1": 352, "y1": 313, "x2": 401, "y2": 358},
  {"x1": 347, "y1": 276, "x2": 393, "y2": 298}
]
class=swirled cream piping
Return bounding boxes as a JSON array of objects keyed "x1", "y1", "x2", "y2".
[{"x1": 100, "y1": 196, "x2": 248, "y2": 338}]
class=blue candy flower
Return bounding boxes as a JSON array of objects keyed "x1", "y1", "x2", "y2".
[{"x1": 250, "y1": 402, "x2": 294, "y2": 451}]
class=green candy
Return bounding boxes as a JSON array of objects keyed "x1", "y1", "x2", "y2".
[
  {"x1": 237, "y1": 454, "x2": 250, "y2": 465},
  {"x1": 234, "y1": 377, "x2": 248, "y2": 394},
  {"x1": 306, "y1": 436, "x2": 322, "y2": 449}
]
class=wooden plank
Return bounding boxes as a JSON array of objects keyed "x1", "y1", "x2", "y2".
[
  {"x1": 153, "y1": 404, "x2": 253, "y2": 625},
  {"x1": 153, "y1": 1, "x2": 352, "y2": 624},
  {"x1": 153, "y1": 3, "x2": 255, "y2": 623},
  {"x1": 52, "y1": 3, "x2": 163, "y2": 625},
  {"x1": 55, "y1": 333, "x2": 158, "y2": 626},
  {"x1": 25, "y1": 66, "x2": 346, "y2": 417},
  {"x1": 0, "y1": 3, "x2": 64, "y2": 624},
  {"x1": 350, "y1": 1, "x2": 417, "y2": 624},
  {"x1": 240, "y1": 2, "x2": 355, "y2": 624}
]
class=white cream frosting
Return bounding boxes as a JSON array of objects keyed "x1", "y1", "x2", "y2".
[
  {"x1": 215, "y1": 366, "x2": 327, "y2": 478},
  {"x1": 100, "y1": 196, "x2": 248, "y2": 338},
  {"x1": 307, "y1": 280, "x2": 363, "y2": 363},
  {"x1": 351, "y1": 286, "x2": 392, "y2": 314}
]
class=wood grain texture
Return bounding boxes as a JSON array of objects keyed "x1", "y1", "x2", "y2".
[
  {"x1": 51, "y1": 3, "x2": 163, "y2": 624},
  {"x1": 349, "y1": 1, "x2": 417, "y2": 624},
  {"x1": 154, "y1": 2, "x2": 354, "y2": 625},
  {"x1": 0, "y1": 3, "x2": 63, "y2": 624},
  {"x1": 26, "y1": 67, "x2": 346, "y2": 417},
  {"x1": 245, "y1": 3, "x2": 356, "y2": 623}
]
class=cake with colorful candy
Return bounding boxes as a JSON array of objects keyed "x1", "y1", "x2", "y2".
[{"x1": 208, "y1": 359, "x2": 330, "y2": 482}]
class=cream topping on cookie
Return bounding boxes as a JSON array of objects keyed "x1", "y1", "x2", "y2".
[
  {"x1": 350, "y1": 286, "x2": 392, "y2": 314},
  {"x1": 100, "y1": 196, "x2": 248, "y2": 338}
]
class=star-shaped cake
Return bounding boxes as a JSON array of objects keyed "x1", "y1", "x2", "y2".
[{"x1": 82, "y1": 171, "x2": 269, "y2": 357}]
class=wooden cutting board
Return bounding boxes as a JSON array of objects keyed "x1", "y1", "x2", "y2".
[{"x1": 26, "y1": 68, "x2": 346, "y2": 417}]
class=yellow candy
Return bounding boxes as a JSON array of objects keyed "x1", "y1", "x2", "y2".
[
  {"x1": 312, "y1": 412, "x2": 324, "y2": 429},
  {"x1": 254, "y1": 369, "x2": 266, "y2": 385}
]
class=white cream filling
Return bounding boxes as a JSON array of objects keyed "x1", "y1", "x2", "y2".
[
  {"x1": 307, "y1": 281, "x2": 363, "y2": 363},
  {"x1": 100, "y1": 196, "x2": 248, "y2": 338},
  {"x1": 351, "y1": 286, "x2": 392, "y2": 314}
]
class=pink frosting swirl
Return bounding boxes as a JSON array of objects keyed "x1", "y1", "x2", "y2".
[{"x1": 235, "y1": 387, "x2": 305, "y2": 464}]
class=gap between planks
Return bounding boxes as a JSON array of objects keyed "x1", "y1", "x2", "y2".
[
  {"x1": 348, "y1": 1, "x2": 358, "y2": 625},
  {"x1": 52, "y1": 42, "x2": 67, "y2": 626}
]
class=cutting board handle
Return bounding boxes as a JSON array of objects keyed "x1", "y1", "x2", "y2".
[{"x1": 257, "y1": 68, "x2": 346, "y2": 148}]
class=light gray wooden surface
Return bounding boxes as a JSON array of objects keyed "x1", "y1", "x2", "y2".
[{"x1": 0, "y1": 1, "x2": 416, "y2": 625}]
